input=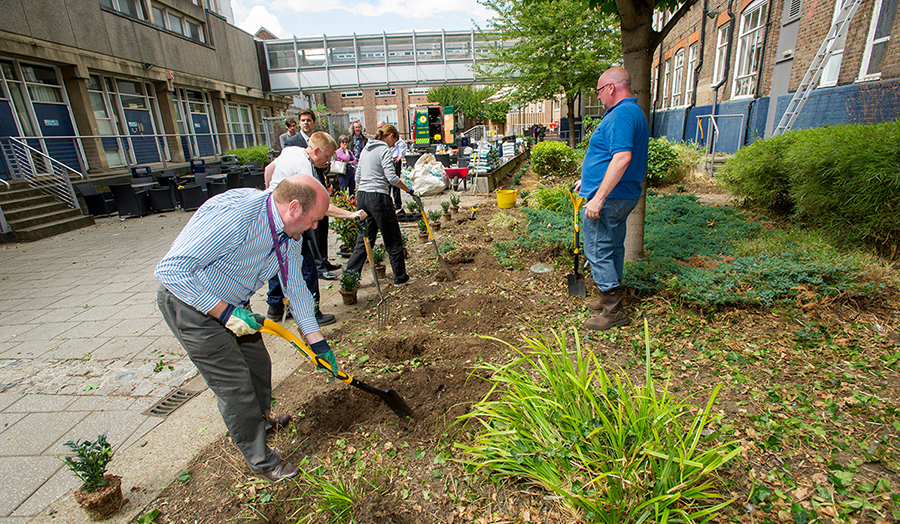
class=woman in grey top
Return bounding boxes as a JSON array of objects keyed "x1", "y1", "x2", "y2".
[{"x1": 344, "y1": 125, "x2": 414, "y2": 287}]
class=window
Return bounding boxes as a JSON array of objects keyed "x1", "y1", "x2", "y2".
[
  {"x1": 713, "y1": 25, "x2": 729, "y2": 85},
  {"x1": 341, "y1": 91, "x2": 363, "y2": 99},
  {"x1": 662, "y1": 59, "x2": 671, "y2": 109},
  {"x1": 859, "y1": 0, "x2": 897, "y2": 80},
  {"x1": 152, "y1": 5, "x2": 165, "y2": 27},
  {"x1": 167, "y1": 12, "x2": 184, "y2": 35},
  {"x1": 671, "y1": 49, "x2": 685, "y2": 107},
  {"x1": 21, "y1": 65, "x2": 64, "y2": 103},
  {"x1": 99, "y1": 0, "x2": 145, "y2": 19},
  {"x1": 407, "y1": 87, "x2": 429, "y2": 95},
  {"x1": 732, "y1": 0, "x2": 768, "y2": 98},
  {"x1": 650, "y1": 67, "x2": 658, "y2": 108},
  {"x1": 375, "y1": 107, "x2": 398, "y2": 126},
  {"x1": 226, "y1": 102, "x2": 255, "y2": 149},
  {"x1": 344, "y1": 107, "x2": 365, "y2": 129},
  {"x1": 374, "y1": 88, "x2": 396, "y2": 97},
  {"x1": 685, "y1": 43, "x2": 698, "y2": 102},
  {"x1": 820, "y1": 0, "x2": 850, "y2": 86}
]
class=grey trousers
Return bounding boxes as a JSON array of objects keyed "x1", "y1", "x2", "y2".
[{"x1": 157, "y1": 285, "x2": 281, "y2": 473}]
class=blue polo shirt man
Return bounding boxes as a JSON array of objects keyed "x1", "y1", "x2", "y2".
[{"x1": 576, "y1": 67, "x2": 649, "y2": 331}]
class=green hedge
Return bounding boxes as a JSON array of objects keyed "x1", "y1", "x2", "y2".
[
  {"x1": 530, "y1": 141, "x2": 580, "y2": 179},
  {"x1": 719, "y1": 120, "x2": 900, "y2": 255},
  {"x1": 224, "y1": 145, "x2": 269, "y2": 165}
]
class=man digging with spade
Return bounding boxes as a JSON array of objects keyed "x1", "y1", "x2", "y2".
[{"x1": 156, "y1": 175, "x2": 340, "y2": 482}]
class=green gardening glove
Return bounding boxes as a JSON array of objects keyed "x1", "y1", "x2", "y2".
[
  {"x1": 221, "y1": 305, "x2": 265, "y2": 337},
  {"x1": 310, "y1": 339, "x2": 339, "y2": 381}
]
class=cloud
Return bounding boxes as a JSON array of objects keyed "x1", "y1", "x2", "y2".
[{"x1": 233, "y1": 3, "x2": 290, "y2": 38}]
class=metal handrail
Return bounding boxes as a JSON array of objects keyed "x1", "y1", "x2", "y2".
[
  {"x1": 694, "y1": 113, "x2": 744, "y2": 176},
  {"x1": 5, "y1": 137, "x2": 82, "y2": 210}
]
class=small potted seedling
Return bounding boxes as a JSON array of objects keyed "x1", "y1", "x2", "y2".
[
  {"x1": 400, "y1": 231, "x2": 410, "y2": 259},
  {"x1": 372, "y1": 244, "x2": 387, "y2": 279},
  {"x1": 61, "y1": 433, "x2": 124, "y2": 521},
  {"x1": 427, "y1": 209, "x2": 442, "y2": 231},
  {"x1": 406, "y1": 200, "x2": 419, "y2": 216},
  {"x1": 519, "y1": 188, "x2": 531, "y2": 207},
  {"x1": 339, "y1": 269, "x2": 361, "y2": 305},
  {"x1": 449, "y1": 194, "x2": 460, "y2": 213},
  {"x1": 417, "y1": 219, "x2": 429, "y2": 243},
  {"x1": 440, "y1": 201, "x2": 451, "y2": 222}
]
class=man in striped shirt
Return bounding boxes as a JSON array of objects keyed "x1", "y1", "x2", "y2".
[{"x1": 156, "y1": 175, "x2": 334, "y2": 482}]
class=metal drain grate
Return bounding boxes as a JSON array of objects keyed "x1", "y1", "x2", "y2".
[{"x1": 142, "y1": 388, "x2": 201, "y2": 417}]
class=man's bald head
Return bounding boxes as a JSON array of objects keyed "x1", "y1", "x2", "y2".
[{"x1": 597, "y1": 66, "x2": 633, "y2": 109}]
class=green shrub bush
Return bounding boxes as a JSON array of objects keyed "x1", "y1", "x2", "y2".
[
  {"x1": 671, "y1": 140, "x2": 703, "y2": 182},
  {"x1": 719, "y1": 120, "x2": 900, "y2": 256},
  {"x1": 718, "y1": 133, "x2": 796, "y2": 213},
  {"x1": 530, "y1": 141, "x2": 580, "y2": 179},
  {"x1": 527, "y1": 183, "x2": 573, "y2": 214},
  {"x1": 646, "y1": 137, "x2": 679, "y2": 187},
  {"x1": 224, "y1": 145, "x2": 269, "y2": 165}
]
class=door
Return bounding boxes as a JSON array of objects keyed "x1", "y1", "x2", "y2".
[
  {"x1": 33, "y1": 103, "x2": 82, "y2": 171},
  {"x1": 0, "y1": 100, "x2": 16, "y2": 179},
  {"x1": 191, "y1": 112, "x2": 215, "y2": 157},
  {"x1": 123, "y1": 108, "x2": 160, "y2": 164}
]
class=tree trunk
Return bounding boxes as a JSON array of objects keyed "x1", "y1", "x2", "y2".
[
  {"x1": 617, "y1": 0, "x2": 655, "y2": 262},
  {"x1": 566, "y1": 96, "x2": 577, "y2": 148}
]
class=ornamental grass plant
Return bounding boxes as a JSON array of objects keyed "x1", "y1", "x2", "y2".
[{"x1": 455, "y1": 324, "x2": 741, "y2": 523}]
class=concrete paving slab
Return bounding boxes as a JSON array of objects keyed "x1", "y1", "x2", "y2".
[
  {"x1": 26, "y1": 308, "x2": 91, "y2": 325},
  {"x1": 25, "y1": 286, "x2": 73, "y2": 300},
  {"x1": 116, "y1": 303, "x2": 162, "y2": 319},
  {"x1": 15, "y1": 323, "x2": 77, "y2": 342},
  {"x1": 0, "y1": 340, "x2": 56, "y2": 360},
  {"x1": 0, "y1": 392, "x2": 24, "y2": 411},
  {"x1": 97, "y1": 318, "x2": 159, "y2": 338},
  {"x1": 0, "y1": 515, "x2": 33, "y2": 523},
  {"x1": 10, "y1": 465, "x2": 78, "y2": 518},
  {"x1": 56, "y1": 321, "x2": 114, "y2": 339},
  {"x1": 5, "y1": 394, "x2": 77, "y2": 413},
  {"x1": 0, "y1": 412, "x2": 89, "y2": 456},
  {"x1": 0, "y1": 456, "x2": 63, "y2": 516},
  {"x1": 90, "y1": 338, "x2": 153, "y2": 361},
  {"x1": 0, "y1": 413, "x2": 25, "y2": 435},
  {"x1": 84, "y1": 293, "x2": 137, "y2": 308},
  {"x1": 67, "y1": 396, "x2": 136, "y2": 412},
  {"x1": 0, "y1": 324, "x2": 39, "y2": 342},
  {"x1": 50, "y1": 411, "x2": 151, "y2": 456},
  {"x1": 45, "y1": 338, "x2": 110, "y2": 360},
  {"x1": 68, "y1": 305, "x2": 127, "y2": 323}
]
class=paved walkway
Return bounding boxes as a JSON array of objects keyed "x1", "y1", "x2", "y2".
[{"x1": 0, "y1": 189, "x2": 481, "y2": 523}]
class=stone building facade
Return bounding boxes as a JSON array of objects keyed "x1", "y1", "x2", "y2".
[{"x1": 0, "y1": 0, "x2": 288, "y2": 177}]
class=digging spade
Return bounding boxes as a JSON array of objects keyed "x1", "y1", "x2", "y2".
[
  {"x1": 412, "y1": 194, "x2": 454, "y2": 280},
  {"x1": 357, "y1": 218, "x2": 389, "y2": 329},
  {"x1": 260, "y1": 319, "x2": 414, "y2": 418},
  {"x1": 567, "y1": 189, "x2": 586, "y2": 298}
]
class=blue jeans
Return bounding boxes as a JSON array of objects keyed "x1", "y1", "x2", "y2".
[{"x1": 582, "y1": 198, "x2": 638, "y2": 292}]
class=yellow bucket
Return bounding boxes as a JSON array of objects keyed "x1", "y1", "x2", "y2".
[{"x1": 496, "y1": 189, "x2": 517, "y2": 209}]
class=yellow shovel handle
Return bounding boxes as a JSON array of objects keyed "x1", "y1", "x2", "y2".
[{"x1": 259, "y1": 319, "x2": 352, "y2": 384}]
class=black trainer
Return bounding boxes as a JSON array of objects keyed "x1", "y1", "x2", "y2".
[
  {"x1": 266, "y1": 306, "x2": 291, "y2": 321},
  {"x1": 323, "y1": 260, "x2": 342, "y2": 271}
]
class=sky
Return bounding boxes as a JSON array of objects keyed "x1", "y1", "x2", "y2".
[{"x1": 230, "y1": 0, "x2": 495, "y2": 40}]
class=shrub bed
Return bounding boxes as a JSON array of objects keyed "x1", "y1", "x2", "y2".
[
  {"x1": 530, "y1": 141, "x2": 580, "y2": 179},
  {"x1": 224, "y1": 145, "x2": 269, "y2": 165}
]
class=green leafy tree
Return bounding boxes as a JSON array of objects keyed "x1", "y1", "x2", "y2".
[{"x1": 474, "y1": 0, "x2": 620, "y2": 147}]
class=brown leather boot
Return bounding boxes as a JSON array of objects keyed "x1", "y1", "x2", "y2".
[
  {"x1": 585, "y1": 287, "x2": 630, "y2": 331},
  {"x1": 588, "y1": 287, "x2": 625, "y2": 312},
  {"x1": 585, "y1": 308, "x2": 631, "y2": 330}
]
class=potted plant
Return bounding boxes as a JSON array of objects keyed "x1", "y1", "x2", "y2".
[
  {"x1": 417, "y1": 219, "x2": 429, "y2": 243},
  {"x1": 372, "y1": 244, "x2": 387, "y2": 279},
  {"x1": 61, "y1": 433, "x2": 124, "y2": 521},
  {"x1": 440, "y1": 201, "x2": 451, "y2": 222},
  {"x1": 330, "y1": 191, "x2": 359, "y2": 258},
  {"x1": 339, "y1": 269, "x2": 361, "y2": 305},
  {"x1": 406, "y1": 200, "x2": 419, "y2": 217},
  {"x1": 449, "y1": 194, "x2": 460, "y2": 213},
  {"x1": 400, "y1": 231, "x2": 410, "y2": 259},
  {"x1": 427, "y1": 209, "x2": 442, "y2": 231}
]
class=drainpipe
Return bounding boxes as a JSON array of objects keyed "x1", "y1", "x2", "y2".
[
  {"x1": 681, "y1": 0, "x2": 709, "y2": 141},
  {"x1": 751, "y1": 0, "x2": 776, "y2": 138},
  {"x1": 708, "y1": 0, "x2": 735, "y2": 170}
]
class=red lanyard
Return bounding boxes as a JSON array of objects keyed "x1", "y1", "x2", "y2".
[{"x1": 265, "y1": 196, "x2": 289, "y2": 282}]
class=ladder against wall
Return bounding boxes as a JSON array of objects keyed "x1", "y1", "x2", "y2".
[{"x1": 772, "y1": 0, "x2": 864, "y2": 136}]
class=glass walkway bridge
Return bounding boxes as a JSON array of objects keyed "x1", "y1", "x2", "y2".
[{"x1": 263, "y1": 30, "x2": 513, "y2": 93}]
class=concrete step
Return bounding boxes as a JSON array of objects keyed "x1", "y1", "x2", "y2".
[
  {"x1": 0, "y1": 193, "x2": 58, "y2": 211},
  {"x1": 10, "y1": 214, "x2": 95, "y2": 242},
  {"x1": 0, "y1": 186, "x2": 46, "y2": 203},
  {"x1": 3, "y1": 201, "x2": 68, "y2": 222},
  {"x1": 8, "y1": 207, "x2": 85, "y2": 231}
]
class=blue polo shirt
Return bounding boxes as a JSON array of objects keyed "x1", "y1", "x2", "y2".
[{"x1": 579, "y1": 97, "x2": 649, "y2": 200}]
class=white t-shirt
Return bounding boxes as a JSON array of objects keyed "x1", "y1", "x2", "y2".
[{"x1": 270, "y1": 147, "x2": 315, "y2": 189}]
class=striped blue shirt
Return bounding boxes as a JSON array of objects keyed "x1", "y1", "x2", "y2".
[{"x1": 155, "y1": 188, "x2": 319, "y2": 335}]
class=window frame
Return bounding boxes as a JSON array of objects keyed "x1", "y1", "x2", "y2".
[
  {"x1": 731, "y1": 0, "x2": 768, "y2": 99},
  {"x1": 858, "y1": 0, "x2": 897, "y2": 81},
  {"x1": 713, "y1": 25, "x2": 729, "y2": 85},
  {"x1": 671, "y1": 49, "x2": 685, "y2": 107},
  {"x1": 685, "y1": 43, "x2": 698, "y2": 103}
]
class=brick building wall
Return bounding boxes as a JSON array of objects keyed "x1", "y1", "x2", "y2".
[{"x1": 321, "y1": 88, "x2": 432, "y2": 139}]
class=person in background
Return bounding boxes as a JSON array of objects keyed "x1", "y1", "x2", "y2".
[
  {"x1": 156, "y1": 175, "x2": 339, "y2": 482},
  {"x1": 283, "y1": 109, "x2": 341, "y2": 279},
  {"x1": 350, "y1": 121, "x2": 367, "y2": 161},
  {"x1": 279, "y1": 118, "x2": 297, "y2": 150},
  {"x1": 390, "y1": 130, "x2": 407, "y2": 212},
  {"x1": 345, "y1": 124, "x2": 413, "y2": 287},
  {"x1": 264, "y1": 132, "x2": 367, "y2": 325},
  {"x1": 574, "y1": 66, "x2": 649, "y2": 331},
  {"x1": 335, "y1": 135, "x2": 356, "y2": 195}
]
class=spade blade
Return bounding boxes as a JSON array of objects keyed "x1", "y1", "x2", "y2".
[{"x1": 567, "y1": 273, "x2": 586, "y2": 298}]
